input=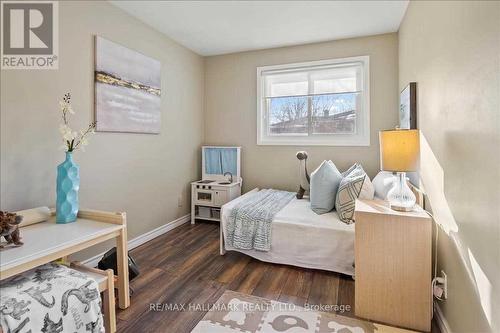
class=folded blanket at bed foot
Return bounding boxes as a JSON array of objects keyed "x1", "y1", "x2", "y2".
[
  {"x1": 0, "y1": 263, "x2": 104, "y2": 333},
  {"x1": 225, "y1": 189, "x2": 295, "y2": 251}
]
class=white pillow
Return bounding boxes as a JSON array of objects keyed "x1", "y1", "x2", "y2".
[
  {"x1": 310, "y1": 160, "x2": 342, "y2": 214},
  {"x1": 372, "y1": 171, "x2": 395, "y2": 200}
]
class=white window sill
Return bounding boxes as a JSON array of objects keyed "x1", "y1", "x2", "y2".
[{"x1": 257, "y1": 136, "x2": 370, "y2": 146}]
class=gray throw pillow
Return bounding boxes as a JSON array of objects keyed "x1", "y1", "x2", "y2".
[
  {"x1": 310, "y1": 160, "x2": 342, "y2": 214},
  {"x1": 336, "y1": 164, "x2": 368, "y2": 224}
]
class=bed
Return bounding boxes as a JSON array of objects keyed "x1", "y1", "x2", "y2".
[{"x1": 220, "y1": 189, "x2": 355, "y2": 276}]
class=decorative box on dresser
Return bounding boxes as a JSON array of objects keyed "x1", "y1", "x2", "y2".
[{"x1": 354, "y1": 199, "x2": 432, "y2": 332}]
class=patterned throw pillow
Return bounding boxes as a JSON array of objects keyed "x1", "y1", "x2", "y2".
[
  {"x1": 336, "y1": 164, "x2": 370, "y2": 224},
  {"x1": 341, "y1": 163, "x2": 358, "y2": 177},
  {"x1": 342, "y1": 164, "x2": 375, "y2": 200}
]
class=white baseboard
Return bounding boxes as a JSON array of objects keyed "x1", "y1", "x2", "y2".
[
  {"x1": 434, "y1": 302, "x2": 452, "y2": 333},
  {"x1": 82, "y1": 214, "x2": 190, "y2": 268}
]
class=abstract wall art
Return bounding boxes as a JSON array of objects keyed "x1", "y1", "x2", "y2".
[{"x1": 95, "y1": 36, "x2": 161, "y2": 134}]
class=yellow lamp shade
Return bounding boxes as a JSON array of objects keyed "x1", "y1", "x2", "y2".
[{"x1": 379, "y1": 129, "x2": 420, "y2": 172}]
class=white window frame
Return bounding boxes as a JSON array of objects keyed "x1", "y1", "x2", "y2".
[{"x1": 256, "y1": 56, "x2": 370, "y2": 146}]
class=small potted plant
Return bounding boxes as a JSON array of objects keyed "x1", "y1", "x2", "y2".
[{"x1": 56, "y1": 93, "x2": 96, "y2": 223}]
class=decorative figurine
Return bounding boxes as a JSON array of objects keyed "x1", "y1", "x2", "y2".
[
  {"x1": 296, "y1": 151, "x2": 310, "y2": 199},
  {"x1": 0, "y1": 211, "x2": 24, "y2": 248}
]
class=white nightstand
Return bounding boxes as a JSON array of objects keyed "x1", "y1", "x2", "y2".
[{"x1": 354, "y1": 199, "x2": 432, "y2": 332}]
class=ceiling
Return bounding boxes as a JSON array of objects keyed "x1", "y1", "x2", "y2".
[{"x1": 110, "y1": 1, "x2": 409, "y2": 56}]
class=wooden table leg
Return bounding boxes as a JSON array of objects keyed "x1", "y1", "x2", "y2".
[
  {"x1": 103, "y1": 269, "x2": 117, "y2": 333},
  {"x1": 116, "y1": 227, "x2": 130, "y2": 309}
]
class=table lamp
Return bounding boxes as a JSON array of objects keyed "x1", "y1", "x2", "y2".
[{"x1": 379, "y1": 129, "x2": 420, "y2": 211}]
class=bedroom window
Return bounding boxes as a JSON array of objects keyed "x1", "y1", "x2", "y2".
[{"x1": 257, "y1": 56, "x2": 370, "y2": 146}]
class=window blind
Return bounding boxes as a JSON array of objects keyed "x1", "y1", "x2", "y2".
[{"x1": 262, "y1": 62, "x2": 363, "y2": 98}]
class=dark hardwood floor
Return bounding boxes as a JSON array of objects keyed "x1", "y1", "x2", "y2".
[{"x1": 116, "y1": 221, "x2": 440, "y2": 333}]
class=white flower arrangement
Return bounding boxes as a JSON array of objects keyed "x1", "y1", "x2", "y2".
[{"x1": 59, "y1": 93, "x2": 96, "y2": 152}]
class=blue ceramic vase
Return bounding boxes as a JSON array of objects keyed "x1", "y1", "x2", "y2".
[{"x1": 56, "y1": 152, "x2": 80, "y2": 223}]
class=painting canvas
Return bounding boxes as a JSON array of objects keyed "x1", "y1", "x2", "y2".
[
  {"x1": 399, "y1": 82, "x2": 417, "y2": 129},
  {"x1": 95, "y1": 36, "x2": 161, "y2": 133}
]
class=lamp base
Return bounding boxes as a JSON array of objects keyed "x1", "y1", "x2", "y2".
[
  {"x1": 390, "y1": 204, "x2": 415, "y2": 212},
  {"x1": 387, "y1": 172, "x2": 416, "y2": 212}
]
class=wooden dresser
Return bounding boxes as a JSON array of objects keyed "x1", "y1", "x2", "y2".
[{"x1": 354, "y1": 199, "x2": 432, "y2": 332}]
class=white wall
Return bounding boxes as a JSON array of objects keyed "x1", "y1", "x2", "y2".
[{"x1": 399, "y1": 1, "x2": 500, "y2": 332}]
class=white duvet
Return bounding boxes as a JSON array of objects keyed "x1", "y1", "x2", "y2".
[{"x1": 221, "y1": 190, "x2": 355, "y2": 276}]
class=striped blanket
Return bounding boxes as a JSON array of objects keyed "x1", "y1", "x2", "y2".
[{"x1": 225, "y1": 189, "x2": 295, "y2": 251}]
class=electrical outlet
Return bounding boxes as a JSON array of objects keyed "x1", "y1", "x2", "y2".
[
  {"x1": 177, "y1": 196, "x2": 183, "y2": 208},
  {"x1": 441, "y1": 270, "x2": 448, "y2": 299},
  {"x1": 433, "y1": 284, "x2": 444, "y2": 298},
  {"x1": 433, "y1": 270, "x2": 448, "y2": 300}
]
